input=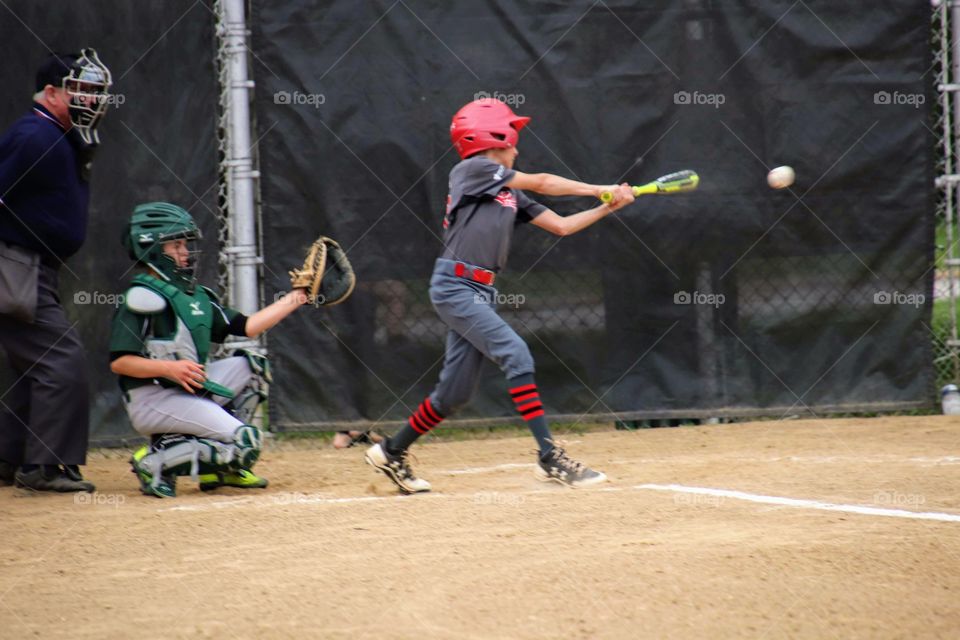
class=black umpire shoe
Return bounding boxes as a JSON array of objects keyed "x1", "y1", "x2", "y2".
[
  {"x1": 62, "y1": 464, "x2": 88, "y2": 483},
  {"x1": 0, "y1": 460, "x2": 15, "y2": 486},
  {"x1": 15, "y1": 465, "x2": 95, "y2": 493}
]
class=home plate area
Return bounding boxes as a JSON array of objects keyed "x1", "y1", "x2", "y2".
[{"x1": 2, "y1": 416, "x2": 958, "y2": 639}]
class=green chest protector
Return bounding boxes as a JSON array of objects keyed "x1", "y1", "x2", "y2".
[
  {"x1": 131, "y1": 273, "x2": 215, "y2": 365},
  {"x1": 127, "y1": 274, "x2": 236, "y2": 399}
]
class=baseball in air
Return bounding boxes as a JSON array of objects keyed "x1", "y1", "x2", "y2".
[{"x1": 767, "y1": 165, "x2": 795, "y2": 189}]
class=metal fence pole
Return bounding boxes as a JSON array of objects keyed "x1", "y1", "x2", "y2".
[
  {"x1": 214, "y1": 0, "x2": 267, "y2": 427},
  {"x1": 222, "y1": 0, "x2": 261, "y2": 317}
]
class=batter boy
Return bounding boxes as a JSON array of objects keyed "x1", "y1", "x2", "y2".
[{"x1": 366, "y1": 98, "x2": 635, "y2": 493}]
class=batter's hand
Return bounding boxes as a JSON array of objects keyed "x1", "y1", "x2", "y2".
[
  {"x1": 604, "y1": 184, "x2": 635, "y2": 212},
  {"x1": 165, "y1": 360, "x2": 206, "y2": 394},
  {"x1": 596, "y1": 184, "x2": 623, "y2": 205}
]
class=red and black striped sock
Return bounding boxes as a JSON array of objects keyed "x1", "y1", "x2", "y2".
[
  {"x1": 387, "y1": 397, "x2": 445, "y2": 453},
  {"x1": 408, "y1": 397, "x2": 444, "y2": 434},
  {"x1": 509, "y1": 374, "x2": 553, "y2": 455}
]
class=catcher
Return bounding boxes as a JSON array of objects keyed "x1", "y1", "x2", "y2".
[{"x1": 110, "y1": 202, "x2": 353, "y2": 497}]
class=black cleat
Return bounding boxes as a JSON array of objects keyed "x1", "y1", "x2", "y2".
[
  {"x1": 365, "y1": 442, "x2": 431, "y2": 494},
  {"x1": 535, "y1": 448, "x2": 607, "y2": 488}
]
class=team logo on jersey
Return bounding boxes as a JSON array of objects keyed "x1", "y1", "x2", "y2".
[
  {"x1": 443, "y1": 194, "x2": 453, "y2": 229},
  {"x1": 494, "y1": 165, "x2": 506, "y2": 180},
  {"x1": 189, "y1": 301, "x2": 204, "y2": 316},
  {"x1": 494, "y1": 189, "x2": 517, "y2": 211}
]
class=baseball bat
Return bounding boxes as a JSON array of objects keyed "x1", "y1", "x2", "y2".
[{"x1": 600, "y1": 170, "x2": 700, "y2": 203}]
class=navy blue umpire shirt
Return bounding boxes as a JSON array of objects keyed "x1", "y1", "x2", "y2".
[{"x1": 0, "y1": 103, "x2": 89, "y2": 261}]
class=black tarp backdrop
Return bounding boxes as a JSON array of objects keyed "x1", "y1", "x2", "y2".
[
  {"x1": 0, "y1": 1, "x2": 934, "y2": 443},
  {"x1": 252, "y1": 1, "x2": 934, "y2": 431},
  {"x1": 0, "y1": 1, "x2": 218, "y2": 444}
]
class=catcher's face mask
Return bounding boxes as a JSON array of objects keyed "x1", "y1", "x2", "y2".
[
  {"x1": 62, "y1": 49, "x2": 112, "y2": 145},
  {"x1": 160, "y1": 236, "x2": 202, "y2": 292},
  {"x1": 162, "y1": 238, "x2": 197, "y2": 270}
]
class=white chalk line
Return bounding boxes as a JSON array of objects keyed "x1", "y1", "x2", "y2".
[
  {"x1": 441, "y1": 462, "x2": 535, "y2": 475},
  {"x1": 638, "y1": 484, "x2": 960, "y2": 523},
  {"x1": 438, "y1": 455, "x2": 960, "y2": 477},
  {"x1": 158, "y1": 480, "x2": 960, "y2": 523},
  {"x1": 158, "y1": 491, "x2": 449, "y2": 512}
]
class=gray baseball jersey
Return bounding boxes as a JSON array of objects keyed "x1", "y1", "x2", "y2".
[{"x1": 440, "y1": 156, "x2": 547, "y2": 271}]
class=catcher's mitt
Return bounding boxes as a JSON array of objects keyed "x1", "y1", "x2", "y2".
[{"x1": 289, "y1": 236, "x2": 356, "y2": 307}]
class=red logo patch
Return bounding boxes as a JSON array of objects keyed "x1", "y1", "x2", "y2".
[
  {"x1": 443, "y1": 194, "x2": 452, "y2": 229},
  {"x1": 494, "y1": 189, "x2": 517, "y2": 211}
]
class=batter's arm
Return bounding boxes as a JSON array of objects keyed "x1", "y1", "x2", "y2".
[
  {"x1": 529, "y1": 185, "x2": 635, "y2": 237},
  {"x1": 507, "y1": 171, "x2": 620, "y2": 200}
]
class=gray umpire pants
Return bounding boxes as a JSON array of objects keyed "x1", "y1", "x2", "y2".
[
  {"x1": 0, "y1": 263, "x2": 90, "y2": 466},
  {"x1": 427, "y1": 259, "x2": 534, "y2": 416},
  {"x1": 124, "y1": 356, "x2": 253, "y2": 442}
]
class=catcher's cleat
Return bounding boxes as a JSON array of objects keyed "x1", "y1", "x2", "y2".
[
  {"x1": 130, "y1": 445, "x2": 176, "y2": 498},
  {"x1": 198, "y1": 469, "x2": 268, "y2": 491},
  {"x1": 535, "y1": 448, "x2": 607, "y2": 488},
  {"x1": 365, "y1": 442, "x2": 431, "y2": 494}
]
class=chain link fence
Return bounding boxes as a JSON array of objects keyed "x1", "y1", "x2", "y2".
[
  {"x1": 932, "y1": 1, "x2": 959, "y2": 398},
  {"x1": 214, "y1": 0, "x2": 233, "y2": 307}
]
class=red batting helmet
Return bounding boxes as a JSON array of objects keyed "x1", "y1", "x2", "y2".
[{"x1": 450, "y1": 98, "x2": 531, "y2": 159}]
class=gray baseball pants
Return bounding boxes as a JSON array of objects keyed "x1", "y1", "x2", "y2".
[
  {"x1": 427, "y1": 259, "x2": 534, "y2": 416},
  {"x1": 124, "y1": 356, "x2": 252, "y2": 442}
]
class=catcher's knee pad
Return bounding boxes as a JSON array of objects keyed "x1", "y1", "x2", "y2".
[
  {"x1": 228, "y1": 349, "x2": 271, "y2": 423},
  {"x1": 233, "y1": 349, "x2": 272, "y2": 387},
  {"x1": 232, "y1": 424, "x2": 262, "y2": 470},
  {"x1": 140, "y1": 434, "x2": 234, "y2": 486}
]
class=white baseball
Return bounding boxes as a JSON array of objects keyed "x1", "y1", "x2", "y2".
[{"x1": 767, "y1": 165, "x2": 795, "y2": 189}]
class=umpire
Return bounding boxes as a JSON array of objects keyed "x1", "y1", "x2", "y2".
[{"x1": 0, "y1": 50, "x2": 112, "y2": 492}]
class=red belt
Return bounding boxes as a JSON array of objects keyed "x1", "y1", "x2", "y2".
[{"x1": 454, "y1": 262, "x2": 496, "y2": 286}]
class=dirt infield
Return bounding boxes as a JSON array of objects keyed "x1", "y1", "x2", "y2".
[{"x1": 2, "y1": 416, "x2": 959, "y2": 639}]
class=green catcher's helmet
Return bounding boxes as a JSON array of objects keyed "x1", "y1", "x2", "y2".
[{"x1": 123, "y1": 202, "x2": 202, "y2": 292}]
